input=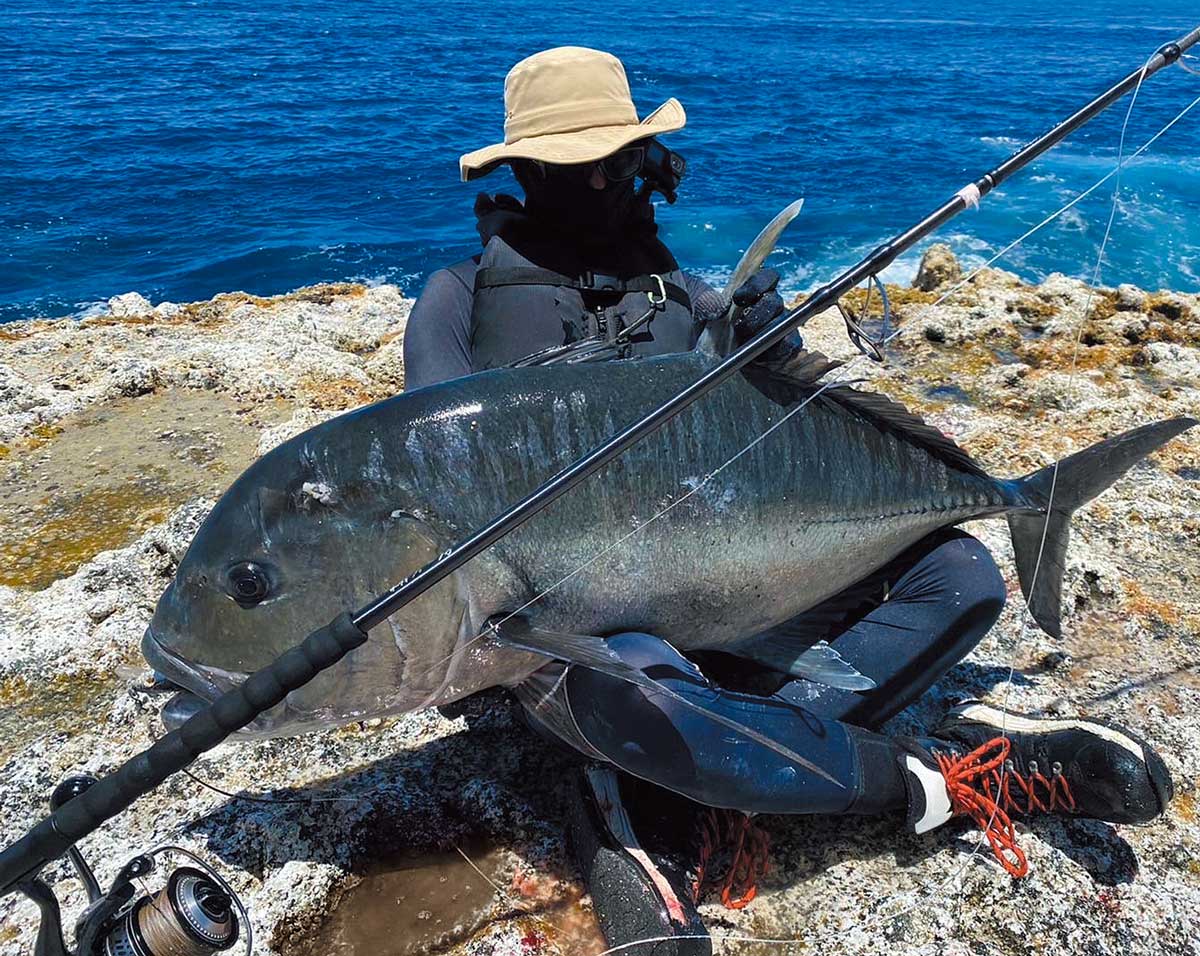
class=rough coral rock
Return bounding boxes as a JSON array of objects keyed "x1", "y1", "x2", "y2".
[
  {"x1": 107, "y1": 291, "x2": 153, "y2": 316},
  {"x1": 0, "y1": 277, "x2": 1198, "y2": 956}
]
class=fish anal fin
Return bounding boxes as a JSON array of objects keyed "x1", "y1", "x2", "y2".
[
  {"x1": 735, "y1": 632, "x2": 876, "y2": 691},
  {"x1": 789, "y1": 640, "x2": 875, "y2": 691}
]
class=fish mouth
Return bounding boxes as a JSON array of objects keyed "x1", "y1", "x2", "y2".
[
  {"x1": 141, "y1": 627, "x2": 229, "y2": 702},
  {"x1": 141, "y1": 627, "x2": 291, "y2": 738}
]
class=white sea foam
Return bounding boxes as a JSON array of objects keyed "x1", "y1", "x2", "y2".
[
  {"x1": 980, "y1": 135, "x2": 1024, "y2": 148},
  {"x1": 71, "y1": 300, "x2": 109, "y2": 320},
  {"x1": 1057, "y1": 207, "x2": 1089, "y2": 234},
  {"x1": 1180, "y1": 257, "x2": 1198, "y2": 285}
]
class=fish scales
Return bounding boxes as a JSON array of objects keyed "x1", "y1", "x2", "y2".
[
  {"x1": 405, "y1": 355, "x2": 1006, "y2": 648},
  {"x1": 366, "y1": 357, "x2": 993, "y2": 650}
]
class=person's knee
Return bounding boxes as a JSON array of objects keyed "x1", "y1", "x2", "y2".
[{"x1": 935, "y1": 533, "x2": 1006, "y2": 623}]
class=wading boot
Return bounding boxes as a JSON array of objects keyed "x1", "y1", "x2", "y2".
[
  {"x1": 567, "y1": 766, "x2": 712, "y2": 956},
  {"x1": 899, "y1": 700, "x2": 1174, "y2": 876}
]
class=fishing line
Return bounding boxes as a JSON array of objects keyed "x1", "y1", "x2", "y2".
[
  {"x1": 975, "y1": 41, "x2": 1152, "y2": 894},
  {"x1": 400, "y1": 376, "x2": 852, "y2": 698},
  {"x1": 452, "y1": 845, "x2": 563, "y2": 939},
  {"x1": 486, "y1": 378, "x2": 853, "y2": 634},
  {"x1": 889, "y1": 89, "x2": 1200, "y2": 335},
  {"x1": 176, "y1": 767, "x2": 365, "y2": 806},
  {"x1": 140, "y1": 726, "x2": 370, "y2": 807},
  {"x1": 897, "y1": 42, "x2": 1177, "y2": 949},
  {"x1": 951, "y1": 48, "x2": 1154, "y2": 886}
]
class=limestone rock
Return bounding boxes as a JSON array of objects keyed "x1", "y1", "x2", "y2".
[
  {"x1": 107, "y1": 291, "x2": 152, "y2": 316},
  {"x1": 102, "y1": 357, "x2": 162, "y2": 398},
  {"x1": 1140, "y1": 341, "x2": 1200, "y2": 384},
  {"x1": 913, "y1": 243, "x2": 962, "y2": 292},
  {"x1": 1116, "y1": 283, "x2": 1147, "y2": 311},
  {"x1": 363, "y1": 334, "x2": 407, "y2": 391},
  {"x1": 256, "y1": 407, "x2": 339, "y2": 456}
]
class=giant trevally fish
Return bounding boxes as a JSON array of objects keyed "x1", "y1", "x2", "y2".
[{"x1": 140, "y1": 345, "x2": 1195, "y2": 739}]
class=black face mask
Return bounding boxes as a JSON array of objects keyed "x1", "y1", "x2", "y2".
[{"x1": 513, "y1": 161, "x2": 655, "y2": 239}]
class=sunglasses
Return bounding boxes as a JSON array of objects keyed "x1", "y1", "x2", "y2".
[{"x1": 522, "y1": 144, "x2": 646, "y2": 184}]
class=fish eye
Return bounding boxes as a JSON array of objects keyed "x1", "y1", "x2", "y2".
[{"x1": 226, "y1": 562, "x2": 272, "y2": 607}]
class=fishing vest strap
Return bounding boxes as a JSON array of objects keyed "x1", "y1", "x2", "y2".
[{"x1": 475, "y1": 266, "x2": 691, "y2": 310}]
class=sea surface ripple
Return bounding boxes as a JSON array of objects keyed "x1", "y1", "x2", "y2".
[{"x1": 2, "y1": 0, "x2": 1198, "y2": 321}]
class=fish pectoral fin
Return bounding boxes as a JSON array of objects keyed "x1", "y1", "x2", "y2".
[
  {"x1": 490, "y1": 617, "x2": 637, "y2": 675},
  {"x1": 490, "y1": 618, "x2": 843, "y2": 788},
  {"x1": 720, "y1": 199, "x2": 805, "y2": 305},
  {"x1": 736, "y1": 634, "x2": 877, "y2": 692},
  {"x1": 700, "y1": 198, "x2": 806, "y2": 359}
]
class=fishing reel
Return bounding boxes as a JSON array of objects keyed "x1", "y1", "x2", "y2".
[{"x1": 16, "y1": 776, "x2": 248, "y2": 956}]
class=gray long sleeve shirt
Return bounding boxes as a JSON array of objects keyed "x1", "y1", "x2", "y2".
[{"x1": 402, "y1": 256, "x2": 727, "y2": 391}]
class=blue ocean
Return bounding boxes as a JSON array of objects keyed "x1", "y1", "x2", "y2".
[{"x1": 2, "y1": 1, "x2": 1198, "y2": 322}]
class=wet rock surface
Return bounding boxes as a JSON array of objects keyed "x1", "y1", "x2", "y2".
[{"x1": 1, "y1": 276, "x2": 1197, "y2": 956}]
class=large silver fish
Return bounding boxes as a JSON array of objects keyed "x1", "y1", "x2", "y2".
[{"x1": 142, "y1": 348, "x2": 1195, "y2": 738}]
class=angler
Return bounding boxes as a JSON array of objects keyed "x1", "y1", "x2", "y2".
[{"x1": 389, "y1": 46, "x2": 1187, "y2": 949}]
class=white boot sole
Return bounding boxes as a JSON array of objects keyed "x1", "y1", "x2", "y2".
[{"x1": 944, "y1": 702, "x2": 1146, "y2": 763}]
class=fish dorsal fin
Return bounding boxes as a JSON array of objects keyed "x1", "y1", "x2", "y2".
[
  {"x1": 753, "y1": 344, "x2": 846, "y2": 384},
  {"x1": 747, "y1": 346, "x2": 990, "y2": 479},
  {"x1": 822, "y1": 384, "x2": 989, "y2": 478}
]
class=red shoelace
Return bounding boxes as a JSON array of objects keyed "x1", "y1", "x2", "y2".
[
  {"x1": 692, "y1": 808, "x2": 771, "y2": 908},
  {"x1": 933, "y1": 736, "x2": 1077, "y2": 878}
]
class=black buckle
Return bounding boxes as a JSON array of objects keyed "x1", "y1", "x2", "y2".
[{"x1": 579, "y1": 270, "x2": 621, "y2": 293}]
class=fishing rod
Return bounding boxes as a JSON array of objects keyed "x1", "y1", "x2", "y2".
[{"x1": 1, "y1": 25, "x2": 1196, "y2": 954}]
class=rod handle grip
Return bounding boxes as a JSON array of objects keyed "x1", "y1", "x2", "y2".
[{"x1": 0, "y1": 612, "x2": 367, "y2": 895}]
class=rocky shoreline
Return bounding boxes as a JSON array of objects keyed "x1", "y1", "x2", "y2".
[{"x1": 1, "y1": 254, "x2": 1197, "y2": 956}]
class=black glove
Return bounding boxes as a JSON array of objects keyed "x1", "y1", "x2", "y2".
[{"x1": 731, "y1": 268, "x2": 803, "y2": 358}]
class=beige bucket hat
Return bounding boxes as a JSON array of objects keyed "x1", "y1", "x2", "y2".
[{"x1": 459, "y1": 46, "x2": 686, "y2": 182}]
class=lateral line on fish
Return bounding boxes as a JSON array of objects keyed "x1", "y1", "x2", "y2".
[{"x1": 792, "y1": 502, "x2": 1005, "y2": 524}]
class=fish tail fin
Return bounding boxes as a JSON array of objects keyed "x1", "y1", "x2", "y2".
[{"x1": 1007, "y1": 417, "x2": 1196, "y2": 638}]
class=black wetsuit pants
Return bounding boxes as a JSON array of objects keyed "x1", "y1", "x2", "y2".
[{"x1": 539, "y1": 528, "x2": 1006, "y2": 815}]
